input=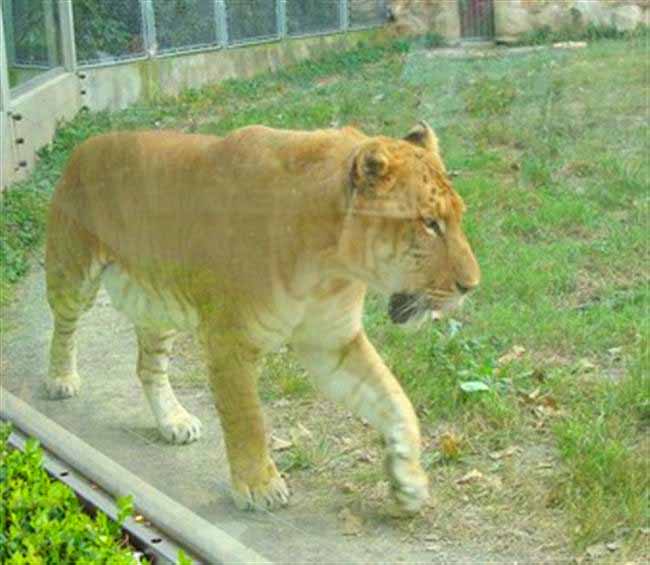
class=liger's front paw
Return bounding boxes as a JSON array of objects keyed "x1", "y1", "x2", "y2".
[
  {"x1": 386, "y1": 455, "x2": 429, "y2": 514},
  {"x1": 231, "y1": 459, "x2": 290, "y2": 511},
  {"x1": 46, "y1": 374, "x2": 81, "y2": 399},
  {"x1": 159, "y1": 411, "x2": 203, "y2": 445}
]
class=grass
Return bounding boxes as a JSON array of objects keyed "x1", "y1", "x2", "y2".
[
  {"x1": 514, "y1": 21, "x2": 644, "y2": 46},
  {"x1": 1, "y1": 33, "x2": 648, "y2": 556}
]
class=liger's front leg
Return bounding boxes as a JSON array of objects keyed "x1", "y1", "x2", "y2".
[
  {"x1": 200, "y1": 328, "x2": 289, "y2": 511},
  {"x1": 294, "y1": 331, "x2": 429, "y2": 513}
]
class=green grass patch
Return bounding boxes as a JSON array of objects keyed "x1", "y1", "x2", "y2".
[
  {"x1": 514, "y1": 22, "x2": 649, "y2": 46},
  {"x1": 551, "y1": 341, "x2": 650, "y2": 549}
]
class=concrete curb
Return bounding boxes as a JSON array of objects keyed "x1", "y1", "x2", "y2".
[{"x1": 0, "y1": 387, "x2": 271, "y2": 565}]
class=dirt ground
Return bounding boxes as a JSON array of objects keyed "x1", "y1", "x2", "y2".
[{"x1": 2, "y1": 262, "x2": 574, "y2": 563}]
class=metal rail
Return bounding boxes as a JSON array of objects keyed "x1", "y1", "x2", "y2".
[
  {"x1": 7, "y1": 426, "x2": 185, "y2": 565},
  {"x1": 0, "y1": 387, "x2": 271, "y2": 565}
]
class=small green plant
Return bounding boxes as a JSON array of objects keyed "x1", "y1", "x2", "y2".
[
  {"x1": 423, "y1": 31, "x2": 446, "y2": 49},
  {"x1": 0, "y1": 424, "x2": 141, "y2": 563},
  {"x1": 277, "y1": 444, "x2": 314, "y2": 473}
]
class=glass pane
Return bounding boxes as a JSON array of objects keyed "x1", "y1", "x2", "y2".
[
  {"x1": 226, "y1": 0, "x2": 278, "y2": 45},
  {"x1": 73, "y1": 0, "x2": 145, "y2": 65},
  {"x1": 286, "y1": 0, "x2": 340, "y2": 36},
  {"x1": 4, "y1": 0, "x2": 61, "y2": 90},
  {"x1": 349, "y1": 0, "x2": 386, "y2": 28},
  {"x1": 154, "y1": 0, "x2": 219, "y2": 53}
]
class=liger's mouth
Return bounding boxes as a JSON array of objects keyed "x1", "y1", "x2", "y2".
[
  {"x1": 388, "y1": 293, "x2": 428, "y2": 324},
  {"x1": 388, "y1": 292, "x2": 463, "y2": 324}
]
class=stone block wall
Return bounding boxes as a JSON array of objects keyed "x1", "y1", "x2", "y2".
[
  {"x1": 495, "y1": 0, "x2": 649, "y2": 42},
  {"x1": 389, "y1": 0, "x2": 649, "y2": 41},
  {"x1": 390, "y1": 1, "x2": 461, "y2": 39}
]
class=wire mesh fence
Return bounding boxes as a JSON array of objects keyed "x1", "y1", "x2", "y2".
[
  {"x1": 349, "y1": 0, "x2": 387, "y2": 29},
  {"x1": 3, "y1": 0, "x2": 388, "y2": 74},
  {"x1": 286, "y1": 0, "x2": 340, "y2": 37},
  {"x1": 73, "y1": 0, "x2": 146, "y2": 66},
  {"x1": 226, "y1": 0, "x2": 279, "y2": 46},
  {"x1": 154, "y1": 0, "x2": 220, "y2": 54}
]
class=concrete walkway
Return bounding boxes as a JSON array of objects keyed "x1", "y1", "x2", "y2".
[{"x1": 2, "y1": 264, "x2": 555, "y2": 563}]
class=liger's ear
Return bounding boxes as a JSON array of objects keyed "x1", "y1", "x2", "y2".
[
  {"x1": 403, "y1": 121, "x2": 440, "y2": 155},
  {"x1": 350, "y1": 140, "x2": 391, "y2": 196}
]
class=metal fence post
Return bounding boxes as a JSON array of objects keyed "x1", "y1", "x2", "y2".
[
  {"x1": 58, "y1": 0, "x2": 76, "y2": 72},
  {"x1": 277, "y1": 0, "x2": 287, "y2": 38},
  {"x1": 43, "y1": 0, "x2": 58, "y2": 67},
  {"x1": 2, "y1": 0, "x2": 15, "y2": 66},
  {"x1": 215, "y1": 0, "x2": 228, "y2": 47},
  {"x1": 1, "y1": 1, "x2": 13, "y2": 190},
  {"x1": 140, "y1": 0, "x2": 157, "y2": 57},
  {"x1": 339, "y1": 0, "x2": 349, "y2": 31},
  {"x1": 0, "y1": 2, "x2": 10, "y2": 111},
  {"x1": 381, "y1": 0, "x2": 389, "y2": 22}
]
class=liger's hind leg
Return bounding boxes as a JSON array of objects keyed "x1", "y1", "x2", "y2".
[
  {"x1": 136, "y1": 328, "x2": 202, "y2": 444},
  {"x1": 45, "y1": 241, "x2": 101, "y2": 399}
]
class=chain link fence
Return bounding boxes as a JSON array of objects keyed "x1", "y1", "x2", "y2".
[{"x1": 3, "y1": 0, "x2": 388, "y2": 74}]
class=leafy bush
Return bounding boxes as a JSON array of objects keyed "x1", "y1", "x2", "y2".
[
  {"x1": 423, "y1": 31, "x2": 446, "y2": 49},
  {"x1": 0, "y1": 424, "x2": 140, "y2": 563}
]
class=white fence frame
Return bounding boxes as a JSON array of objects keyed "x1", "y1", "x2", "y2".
[{"x1": 3, "y1": 0, "x2": 387, "y2": 86}]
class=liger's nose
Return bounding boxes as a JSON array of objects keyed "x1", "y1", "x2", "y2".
[{"x1": 456, "y1": 281, "x2": 478, "y2": 295}]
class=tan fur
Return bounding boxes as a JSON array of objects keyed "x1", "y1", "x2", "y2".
[{"x1": 45, "y1": 123, "x2": 479, "y2": 512}]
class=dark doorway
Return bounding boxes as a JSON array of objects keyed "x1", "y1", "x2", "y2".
[{"x1": 458, "y1": 0, "x2": 495, "y2": 39}]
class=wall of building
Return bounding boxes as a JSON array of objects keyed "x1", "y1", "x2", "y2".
[
  {"x1": 3, "y1": 73, "x2": 82, "y2": 182},
  {"x1": 390, "y1": 0, "x2": 461, "y2": 39},
  {"x1": 83, "y1": 31, "x2": 382, "y2": 112}
]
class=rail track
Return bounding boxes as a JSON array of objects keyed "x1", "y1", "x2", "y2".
[{"x1": 1, "y1": 388, "x2": 269, "y2": 565}]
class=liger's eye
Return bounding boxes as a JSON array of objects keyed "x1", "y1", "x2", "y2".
[{"x1": 424, "y1": 218, "x2": 443, "y2": 236}]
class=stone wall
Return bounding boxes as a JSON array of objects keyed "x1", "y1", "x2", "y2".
[
  {"x1": 495, "y1": 0, "x2": 650, "y2": 43},
  {"x1": 389, "y1": 0, "x2": 461, "y2": 39},
  {"x1": 389, "y1": 0, "x2": 649, "y2": 41}
]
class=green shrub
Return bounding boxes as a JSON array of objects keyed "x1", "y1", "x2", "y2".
[
  {"x1": 423, "y1": 31, "x2": 446, "y2": 49},
  {"x1": 0, "y1": 424, "x2": 140, "y2": 563}
]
